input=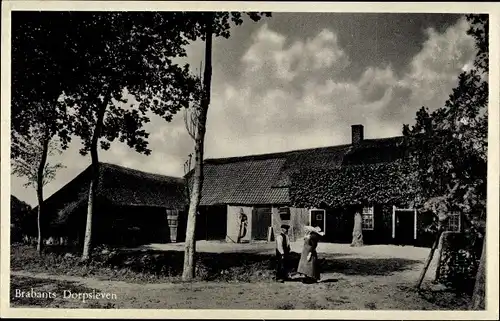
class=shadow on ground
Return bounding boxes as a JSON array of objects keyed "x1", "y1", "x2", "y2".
[
  {"x1": 319, "y1": 256, "x2": 422, "y2": 276},
  {"x1": 101, "y1": 249, "x2": 420, "y2": 279},
  {"x1": 398, "y1": 285, "x2": 473, "y2": 310},
  {"x1": 11, "y1": 245, "x2": 422, "y2": 283}
]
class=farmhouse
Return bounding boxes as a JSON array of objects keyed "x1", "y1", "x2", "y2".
[
  {"x1": 28, "y1": 126, "x2": 457, "y2": 248},
  {"x1": 32, "y1": 163, "x2": 188, "y2": 247},
  {"x1": 195, "y1": 125, "x2": 444, "y2": 246}
]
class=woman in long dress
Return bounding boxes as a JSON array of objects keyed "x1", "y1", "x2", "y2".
[{"x1": 297, "y1": 226, "x2": 324, "y2": 283}]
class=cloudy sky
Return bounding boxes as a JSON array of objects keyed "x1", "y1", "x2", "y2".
[{"x1": 11, "y1": 12, "x2": 478, "y2": 206}]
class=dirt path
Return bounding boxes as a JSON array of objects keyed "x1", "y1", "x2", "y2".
[
  {"x1": 10, "y1": 260, "x2": 466, "y2": 310},
  {"x1": 10, "y1": 243, "x2": 472, "y2": 310}
]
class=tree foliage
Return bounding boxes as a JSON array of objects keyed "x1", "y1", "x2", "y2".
[
  {"x1": 436, "y1": 232, "x2": 482, "y2": 293},
  {"x1": 402, "y1": 14, "x2": 488, "y2": 235},
  {"x1": 11, "y1": 12, "x2": 73, "y2": 181},
  {"x1": 11, "y1": 12, "x2": 73, "y2": 149},
  {"x1": 180, "y1": 12, "x2": 272, "y2": 41},
  {"x1": 54, "y1": 12, "x2": 201, "y2": 156},
  {"x1": 466, "y1": 14, "x2": 488, "y2": 74},
  {"x1": 58, "y1": 11, "x2": 271, "y2": 155},
  {"x1": 11, "y1": 12, "x2": 75, "y2": 253}
]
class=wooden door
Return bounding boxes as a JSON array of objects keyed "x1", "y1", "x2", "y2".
[
  {"x1": 252, "y1": 207, "x2": 272, "y2": 240},
  {"x1": 395, "y1": 210, "x2": 415, "y2": 245},
  {"x1": 329, "y1": 209, "x2": 353, "y2": 243}
]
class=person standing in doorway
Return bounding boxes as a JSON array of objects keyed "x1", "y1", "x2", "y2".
[
  {"x1": 237, "y1": 209, "x2": 248, "y2": 243},
  {"x1": 275, "y1": 224, "x2": 291, "y2": 282}
]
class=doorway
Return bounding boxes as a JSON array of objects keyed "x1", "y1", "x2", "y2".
[
  {"x1": 393, "y1": 207, "x2": 417, "y2": 245},
  {"x1": 252, "y1": 207, "x2": 272, "y2": 240},
  {"x1": 205, "y1": 205, "x2": 227, "y2": 240}
]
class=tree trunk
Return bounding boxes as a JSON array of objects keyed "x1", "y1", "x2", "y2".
[
  {"x1": 433, "y1": 232, "x2": 445, "y2": 282},
  {"x1": 36, "y1": 137, "x2": 50, "y2": 254},
  {"x1": 471, "y1": 235, "x2": 486, "y2": 310},
  {"x1": 81, "y1": 98, "x2": 108, "y2": 261},
  {"x1": 182, "y1": 14, "x2": 213, "y2": 281},
  {"x1": 350, "y1": 211, "x2": 363, "y2": 247},
  {"x1": 416, "y1": 228, "x2": 443, "y2": 290}
]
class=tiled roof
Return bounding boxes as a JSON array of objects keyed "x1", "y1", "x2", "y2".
[
  {"x1": 199, "y1": 136, "x2": 406, "y2": 206},
  {"x1": 199, "y1": 158, "x2": 289, "y2": 206}
]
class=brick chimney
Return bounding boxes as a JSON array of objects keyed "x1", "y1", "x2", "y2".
[{"x1": 351, "y1": 124, "x2": 364, "y2": 145}]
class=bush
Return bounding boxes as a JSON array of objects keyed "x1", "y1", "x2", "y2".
[
  {"x1": 437, "y1": 232, "x2": 482, "y2": 293},
  {"x1": 10, "y1": 244, "x2": 278, "y2": 283}
]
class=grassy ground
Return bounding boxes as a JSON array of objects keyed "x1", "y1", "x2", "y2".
[
  {"x1": 9, "y1": 243, "x2": 473, "y2": 310},
  {"x1": 10, "y1": 244, "x2": 279, "y2": 283}
]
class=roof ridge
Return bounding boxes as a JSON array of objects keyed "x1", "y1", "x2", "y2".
[
  {"x1": 36, "y1": 162, "x2": 187, "y2": 211},
  {"x1": 99, "y1": 162, "x2": 184, "y2": 182},
  {"x1": 204, "y1": 135, "x2": 403, "y2": 164},
  {"x1": 205, "y1": 144, "x2": 351, "y2": 164}
]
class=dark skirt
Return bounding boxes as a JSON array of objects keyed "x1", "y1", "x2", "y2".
[{"x1": 297, "y1": 250, "x2": 320, "y2": 280}]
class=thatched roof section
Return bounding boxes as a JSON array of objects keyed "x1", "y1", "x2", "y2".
[
  {"x1": 11, "y1": 195, "x2": 33, "y2": 231},
  {"x1": 98, "y1": 163, "x2": 187, "y2": 207},
  {"x1": 39, "y1": 163, "x2": 187, "y2": 227},
  {"x1": 289, "y1": 159, "x2": 418, "y2": 208},
  {"x1": 11, "y1": 195, "x2": 31, "y2": 213}
]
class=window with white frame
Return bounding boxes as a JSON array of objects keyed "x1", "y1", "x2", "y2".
[
  {"x1": 362, "y1": 206, "x2": 374, "y2": 230},
  {"x1": 309, "y1": 209, "x2": 326, "y2": 233},
  {"x1": 446, "y1": 212, "x2": 461, "y2": 232}
]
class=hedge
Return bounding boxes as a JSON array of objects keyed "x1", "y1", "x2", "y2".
[{"x1": 437, "y1": 232, "x2": 483, "y2": 293}]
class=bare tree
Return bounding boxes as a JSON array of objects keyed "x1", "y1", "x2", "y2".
[
  {"x1": 11, "y1": 130, "x2": 65, "y2": 254},
  {"x1": 182, "y1": 15, "x2": 213, "y2": 279},
  {"x1": 179, "y1": 11, "x2": 271, "y2": 280},
  {"x1": 183, "y1": 62, "x2": 202, "y2": 205}
]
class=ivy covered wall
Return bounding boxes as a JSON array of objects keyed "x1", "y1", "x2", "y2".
[{"x1": 289, "y1": 159, "x2": 418, "y2": 209}]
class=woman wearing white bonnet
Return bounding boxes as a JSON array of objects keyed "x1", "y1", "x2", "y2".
[{"x1": 297, "y1": 225, "x2": 324, "y2": 283}]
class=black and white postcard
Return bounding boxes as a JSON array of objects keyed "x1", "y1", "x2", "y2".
[{"x1": 1, "y1": 1, "x2": 499, "y2": 319}]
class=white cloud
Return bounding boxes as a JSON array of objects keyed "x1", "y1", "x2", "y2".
[
  {"x1": 402, "y1": 18, "x2": 476, "y2": 109},
  {"x1": 202, "y1": 17, "x2": 477, "y2": 160},
  {"x1": 241, "y1": 24, "x2": 349, "y2": 84},
  {"x1": 11, "y1": 17, "x2": 478, "y2": 206}
]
